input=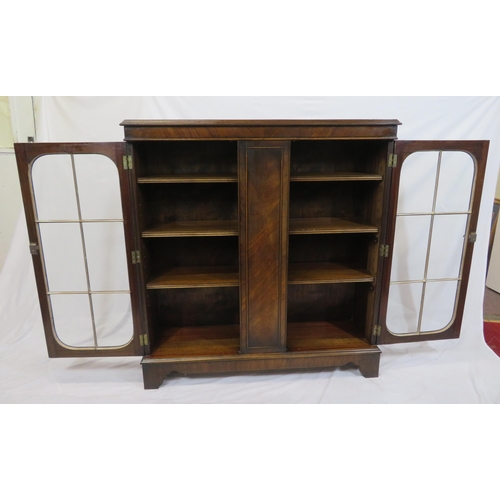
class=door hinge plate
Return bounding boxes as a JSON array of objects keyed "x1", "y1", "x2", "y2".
[
  {"x1": 139, "y1": 334, "x2": 149, "y2": 347},
  {"x1": 123, "y1": 154, "x2": 133, "y2": 170},
  {"x1": 380, "y1": 244, "x2": 389, "y2": 258},
  {"x1": 388, "y1": 153, "x2": 397, "y2": 168},
  {"x1": 132, "y1": 250, "x2": 141, "y2": 264},
  {"x1": 373, "y1": 325, "x2": 381, "y2": 340},
  {"x1": 29, "y1": 243, "x2": 39, "y2": 255},
  {"x1": 469, "y1": 232, "x2": 477, "y2": 243}
]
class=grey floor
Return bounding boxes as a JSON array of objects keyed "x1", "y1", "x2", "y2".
[{"x1": 484, "y1": 286, "x2": 500, "y2": 320}]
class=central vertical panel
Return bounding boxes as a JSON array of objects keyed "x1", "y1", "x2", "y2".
[{"x1": 239, "y1": 141, "x2": 290, "y2": 353}]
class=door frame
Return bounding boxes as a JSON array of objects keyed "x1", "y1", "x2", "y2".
[
  {"x1": 15, "y1": 142, "x2": 144, "y2": 357},
  {"x1": 377, "y1": 140, "x2": 489, "y2": 344}
]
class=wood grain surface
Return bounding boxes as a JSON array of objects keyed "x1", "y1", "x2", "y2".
[
  {"x1": 239, "y1": 141, "x2": 290, "y2": 353},
  {"x1": 137, "y1": 174, "x2": 237, "y2": 183},
  {"x1": 288, "y1": 262, "x2": 374, "y2": 284},
  {"x1": 147, "y1": 266, "x2": 239, "y2": 289},
  {"x1": 291, "y1": 172, "x2": 383, "y2": 182},
  {"x1": 289, "y1": 217, "x2": 378, "y2": 234},
  {"x1": 142, "y1": 220, "x2": 238, "y2": 237}
]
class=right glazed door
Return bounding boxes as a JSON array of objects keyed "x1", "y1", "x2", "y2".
[{"x1": 378, "y1": 141, "x2": 489, "y2": 344}]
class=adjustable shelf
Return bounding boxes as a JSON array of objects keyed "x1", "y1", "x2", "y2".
[
  {"x1": 287, "y1": 321, "x2": 373, "y2": 352},
  {"x1": 147, "y1": 266, "x2": 239, "y2": 289},
  {"x1": 289, "y1": 217, "x2": 378, "y2": 235},
  {"x1": 290, "y1": 172, "x2": 383, "y2": 182},
  {"x1": 150, "y1": 325, "x2": 240, "y2": 358},
  {"x1": 288, "y1": 262, "x2": 374, "y2": 285},
  {"x1": 137, "y1": 174, "x2": 238, "y2": 184},
  {"x1": 142, "y1": 220, "x2": 239, "y2": 238}
]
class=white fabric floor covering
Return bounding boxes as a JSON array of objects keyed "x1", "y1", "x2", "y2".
[{"x1": 1, "y1": 96, "x2": 500, "y2": 403}]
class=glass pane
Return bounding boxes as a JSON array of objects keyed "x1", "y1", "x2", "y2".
[
  {"x1": 83, "y1": 222, "x2": 129, "y2": 291},
  {"x1": 74, "y1": 154, "x2": 123, "y2": 220},
  {"x1": 427, "y1": 214, "x2": 468, "y2": 280},
  {"x1": 39, "y1": 223, "x2": 87, "y2": 292},
  {"x1": 31, "y1": 154, "x2": 79, "y2": 220},
  {"x1": 390, "y1": 215, "x2": 431, "y2": 282},
  {"x1": 50, "y1": 294, "x2": 94, "y2": 347},
  {"x1": 435, "y1": 151, "x2": 474, "y2": 213},
  {"x1": 386, "y1": 282, "x2": 423, "y2": 335},
  {"x1": 421, "y1": 281, "x2": 459, "y2": 332},
  {"x1": 92, "y1": 294, "x2": 133, "y2": 347},
  {"x1": 397, "y1": 152, "x2": 439, "y2": 214}
]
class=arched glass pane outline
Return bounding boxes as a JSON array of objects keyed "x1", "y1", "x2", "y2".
[
  {"x1": 30, "y1": 153, "x2": 134, "y2": 350},
  {"x1": 387, "y1": 150, "x2": 476, "y2": 336}
]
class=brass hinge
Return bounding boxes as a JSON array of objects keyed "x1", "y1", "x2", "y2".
[
  {"x1": 388, "y1": 153, "x2": 397, "y2": 168},
  {"x1": 29, "y1": 243, "x2": 39, "y2": 255},
  {"x1": 469, "y1": 232, "x2": 477, "y2": 243},
  {"x1": 373, "y1": 325, "x2": 381, "y2": 340},
  {"x1": 139, "y1": 334, "x2": 149, "y2": 347},
  {"x1": 123, "y1": 154, "x2": 133, "y2": 170},
  {"x1": 380, "y1": 244, "x2": 389, "y2": 258},
  {"x1": 132, "y1": 250, "x2": 141, "y2": 264}
]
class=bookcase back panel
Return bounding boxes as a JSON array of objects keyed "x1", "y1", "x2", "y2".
[
  {"x1": 289, "y1": 182, "x2": 377, "y2": 222},
  {"x1": 152, "y1": 288, "x2": 240, "y2": 328},
  {"x1": 146, "y1": 236, "x2": 239, "y2": 275},
  {"x1": 139, "y1": 183, "x2": 238, "y2": 228},
  {"x1": 287, "y1": 283, "x2": 369, "y2": 324},
  {"x1": 288, "y1": 234, "x2": 371, "y2": 268},
  {"x1": 134, "y1": 141, "x2": 237, "y2": 177},
  {"x1": 291, "y1": 140, "x2": 389, "y2": 175}
]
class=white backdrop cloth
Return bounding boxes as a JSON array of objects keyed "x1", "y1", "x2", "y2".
[{"x1": 1, "y1": 96, "x2": 500, "y2": 403}]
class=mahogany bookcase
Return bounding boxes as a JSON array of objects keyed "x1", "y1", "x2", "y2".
[{"x1": 14, "y1": 120, "x2": 488, "y2": 389}]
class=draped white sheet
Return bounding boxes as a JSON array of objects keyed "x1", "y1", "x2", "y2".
[{"x1": 1, "y1": 96, "x2": 500, "y2": 403}]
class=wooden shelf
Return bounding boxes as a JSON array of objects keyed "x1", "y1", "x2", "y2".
[
  {"x1": 287, "y1": 321, "x2": 373, "y2": 352},
  {"x1": 289, "y1": 217, "x2": 378, "y2": 235},
  {"x1": 138, "y1": 174, "x2": 237, "y2": 183},
  {"x1": 288, "y1": 262, "x2": 373, "y2": 284},
  {"x1": 147, "y1": 266, "x2": 239, "y2": 289},
  {"x1": 150, "y1": 325, "x2": 240, "y2": 358},
  {"x1": 142, "y1": 220, "x2": 238, "y2": 237},
  {"x1": 291, "y1": 172, "x2": 383, "y2": 182},
  {"x1": 149, "y1": 322, "x2": 374, "y2": 359}
]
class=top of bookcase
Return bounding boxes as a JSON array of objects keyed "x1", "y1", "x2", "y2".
[{"x1": 120, "y1": 119, "x2": 401, "y2": 141}]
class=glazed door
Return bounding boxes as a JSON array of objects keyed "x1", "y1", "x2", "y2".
[
  {"x1": 377, "y1": 141, "x2": 489, "y2": 344},
  {"x1": 15, "y1": 142, "x2": 145, "y2": 357}
]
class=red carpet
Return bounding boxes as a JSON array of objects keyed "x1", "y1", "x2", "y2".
[{"x1": 484, "y1": 321, "x2": 500, "y2": 357}]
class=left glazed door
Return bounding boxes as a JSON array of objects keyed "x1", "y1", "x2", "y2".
[{"x1": 15, "y1": 143, "x2": 145, "y2": 357}]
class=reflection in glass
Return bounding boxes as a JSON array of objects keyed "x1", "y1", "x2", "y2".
[
  {"x1": 93, "y1": 294, "x2": 133, "y2": 347},
  {"x1": 435, "y1": 152, "x2": 474, "y2": 213},
  {"x1": 387, "y1": 148, "x2": 476, "y2": 338},
  {"x1": 390, "y1": 215, "x2": 431, "y2": 282},
  {"x1": 50, "y1": 294, "x2": 94, "y2": 347},
  {"x1": 83, "y1": 222, "x2": 129, "y2": 291},
  {"x1": 32, "y1": 155, "x2": 79, "y2": 220},
  {"x1": 421, "y1": 281, "x2": 459, "y2": 332},
  {"x1": 427, "y1": 214, "x2": 468, "y2": 280},
  {"x1": 397, "y1": 151, "x2": 439, "y2": 214},
  {"x1": 74, "y1": 155, "x2": 124, "y2": 220},
  {"x1": 387, "y1": 283, "x2": 423, "y2": 335},
  {"x1": 32, "y1": 152, "x2": 133, "y2": 350},
  {"x1": 39, "y1": 223, "x2": 87, "y2": 292}
]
